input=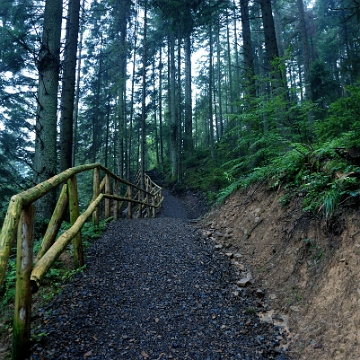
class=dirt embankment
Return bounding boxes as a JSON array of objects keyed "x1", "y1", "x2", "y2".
[{"x1": 200, "y1": 183, "x2": 360, "y2": 360}]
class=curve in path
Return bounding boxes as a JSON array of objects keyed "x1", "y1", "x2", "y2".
[{"x1": 30, "y1": 192, "x2": 290, "y2": 360}]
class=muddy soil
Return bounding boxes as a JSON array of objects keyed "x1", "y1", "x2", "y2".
[{"x1": 200, "y1": 183, "x2": 360, "y2": 360}]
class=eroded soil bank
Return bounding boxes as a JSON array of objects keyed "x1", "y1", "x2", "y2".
[{"x1": 200, "y1": 183, "x2": 360, "y2": 360}]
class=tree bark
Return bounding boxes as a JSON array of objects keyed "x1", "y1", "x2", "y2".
[
  {"x1": 34, "y1": 0, "x2": 63, "y2": 219},
  {"x1": 232, "y1": 2, "x2": 241, "y2": 108},
  {"x1": 72, "y1": 0, "x2": 86, "y2": 166},
  {"x1": 259, "y1": 0, "x2": 282, "y2": 92},
  {"x1": 176, "y1": 39, "x2": 182, "y2": 183},
  {"x1": 60, "y1": 0, "x2": 81, "y2": 172},
  {"x1": 115, "y1": 1, "x2": 130, "y2": 178},
  {"x1": 158, "y1": 46, "x2": 165, "y2": 171},
  {"x1": 92, "y1": 38, "x2": 103, "y2": 163},
  {"x1": 209, "y1": 24, "x2": 215, "y2": 158},
  {"x1": 184, "y1": 33, "x2": 193, "y2": 152},
  {"x1": 140, "y1": 0, "x2": 148, "y2": 190},
  {"x1": 240, "y1": 0, "x2": 256, "y2": 99},
  {"x1": 216, "y1": 19, "x2": 224, "y2": 138},
  {"x1": 297, "y1": 0, "x2": 311, "y2": 101},
  {"x1": 168, "y1": 32, "x2": 177, "y2": 179},
  {"x1": 225, "y1": 12, "x2": 234, "y2": 117},
  {"x1": 127, "y1": 2, "x2": 139, "y2": 180}
]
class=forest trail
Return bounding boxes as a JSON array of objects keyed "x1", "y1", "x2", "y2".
[{"x1": 29, "y1": 191, "x2": 290, "y2": 360}]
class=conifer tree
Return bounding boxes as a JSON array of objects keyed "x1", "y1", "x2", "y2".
[{"x1": 34, "y1": 0, "x2": 63, "y2": 219}]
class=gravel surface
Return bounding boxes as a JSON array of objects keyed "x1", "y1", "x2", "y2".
[{"x1": 29, "y1": 192, "x2": 291, "y2": 360}]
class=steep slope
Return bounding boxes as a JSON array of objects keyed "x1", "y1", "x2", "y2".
[{"x1": 200, "y1": 183, "x2": 360, "y2": 360}]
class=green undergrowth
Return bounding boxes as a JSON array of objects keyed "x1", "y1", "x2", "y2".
[
  {"x1": 181, "y1": 140, "x2": 360, "y2": 215},
  {"x1": 217, "y1": 139, "x2": 360, "y2": 218},
  {"x1": 181, "y1": 85, "x2": 360, "y2": 218}
]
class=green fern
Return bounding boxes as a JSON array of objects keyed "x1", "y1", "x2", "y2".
[{"x1": 322, "y1": 188, "x2": 341, "y2": 219}]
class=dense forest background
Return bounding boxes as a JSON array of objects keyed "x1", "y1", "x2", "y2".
[{"x1": 1, "y1": 0, "x2": 360, "y2": 222}]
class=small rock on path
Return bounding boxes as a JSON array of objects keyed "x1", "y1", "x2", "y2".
[{"x1": 30, "y1": 193, "x2": 290, "y2": 360}]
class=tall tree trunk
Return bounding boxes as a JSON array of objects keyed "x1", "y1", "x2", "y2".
[
  {"x1": 60, "y1": 0, "x2": 81, "y2": 172},
  {"x1": 297, "y1": 0, "x2": 311, "y2": 101},
  {"x1": 117, "y1": 86, "x2": 125, "y2": 178},
  {"x1": 140, "y1": 1, "x2": 147, "y2": 190},
  {"x1": 240, "y1": 0, "x2": 256, "y2": 99},
  {"x1": 72, "y1": 0, "x2": 85, "y2": 166},
  {"x1": 176, "y1": 39, "x2": 182, "y2": 184},
  {"x1": 209, "y1": 25, "x2": 215, "y2": 159},
  {"x1": 92, "y1": 42, "x2": 103, "y2": 163},
  {"x1": 116, "y1": 2, "x2": 129, "y2": 178},
  {"x1": 232, "y1": 2, "x2": 240, "y2": 108},
  {"x1": 259, "y1": 0, "x2": 282, "y2": 93},
  {"x1": 272, "y1": 0, "x2": 291, "y2": 95},
  {"x1": 126, "y1": 3, "x2": 139, "y2": 181},
  {"x1": 184, "y1": 33, "x2": 193, "y2": 152},
  {"x1": 34, "y1": 0, "x2": 63, "y2": 219},
  {"x1": 104, "y1": 89, "x2": 111, "y2": 168},
  {"x1": 260, "y1": 0, "x2": 289, "y2": 136},
  {"x1": 158, "y1": 46, "x2": 165, "y2": 172},
  {"x1": 216, "y1": 20, "x2": 224, "y2": 138},
  {"x1": 168, "y1": 32, "x2": 177, "y2": 179},
  {"x1": 225, "y1": 12, "x2": 234, "y2": 116},
  {"x1": 152, "y1": 62, "x2": 160, "y2": 168}
]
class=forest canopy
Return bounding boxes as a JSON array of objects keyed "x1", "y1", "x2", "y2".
[{"x1": 1, "y1": 0, "x2": 360, "y2": 221}]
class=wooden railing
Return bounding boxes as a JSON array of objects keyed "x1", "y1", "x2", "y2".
[{"x1": 0, "y1": 163, "x2": 163, "y2": 360}]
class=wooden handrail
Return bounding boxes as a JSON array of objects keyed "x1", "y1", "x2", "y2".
[{"x1": 0, "y1": 163, "x2": 163, "y2": 360}]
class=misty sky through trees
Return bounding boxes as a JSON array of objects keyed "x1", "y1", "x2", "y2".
[{"x1": 1, "y1": 0, "x2": 360, "y2": 220}]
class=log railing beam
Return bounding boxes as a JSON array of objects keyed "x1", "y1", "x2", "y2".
[
  {"x1": 0, "y1": 162, "x2": 163, "y2": 360},
  {"x1": 0, "y1": 195, "x2": 23, "y2": 290},
  {"x1": 36, "y1": 184, "x2": 68, "y2": 262}
]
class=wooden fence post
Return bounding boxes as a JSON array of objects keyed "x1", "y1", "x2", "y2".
[
  {"x1": 138, "y1": 189, "x2": 143, "y2": 218},
  {"x1": 105, "y1": 174, "x2": 111, "y2": 219},
  {"x1": 68, "y1": 176, "x2": 84, "y2": 268},
  {"x1": 152, "y1": 193, "x2": 156, "y2": 218},
  {"x1": 146, "y1": 193, "x2": 150, "y2": 218},
  {"x1": 92, "y1": 167, "x2": 100, "y2": 226},
  {"x1": 127, "y1": 185, "x2": 132, "y2": 219},
  {"x1": 12, "y1": 205, "x2": 34, "y2": 360},
  {"x1": 113, "y1": 179, "x2": 119, "y2": 220}
]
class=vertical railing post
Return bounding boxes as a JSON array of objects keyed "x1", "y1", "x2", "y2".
[
  {"x1": 152, "y1": 193, "x2": 156, "y2": 218},
  {"x1": 113, "y1": 179, "x2": 119, "y2": 220},
  {"x1": 12, "y1": 205, "x2": 34, "y2": 360},
  {"x1": 92, "y1": 167, "x2": 100, "y2": 226},
  {"x1": 68, "y1": 175, "x2": 84, "y2": 268},
  {"x1": 159, "y1": 189, "x2": 162, "y2": 214},
  {"x1": 105, "y1": 174, "x2": 111, "y2": 219},
  {"x1": 138, "y1": 189, "x2": 143, "y2": 218},
  {"x1": 145, "y1": 177, "x2": 150, "y2": 217},
  {"x1": 127, "y1": 185, "x2": 132, "y2": 219},
  {"x1": 145, "y1": 192, "x2": 150, "y2": 218}
]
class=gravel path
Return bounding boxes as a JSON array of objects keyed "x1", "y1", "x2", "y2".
[{"x1": 29, "y1": 192, "x2": 291, "y2": 360}]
